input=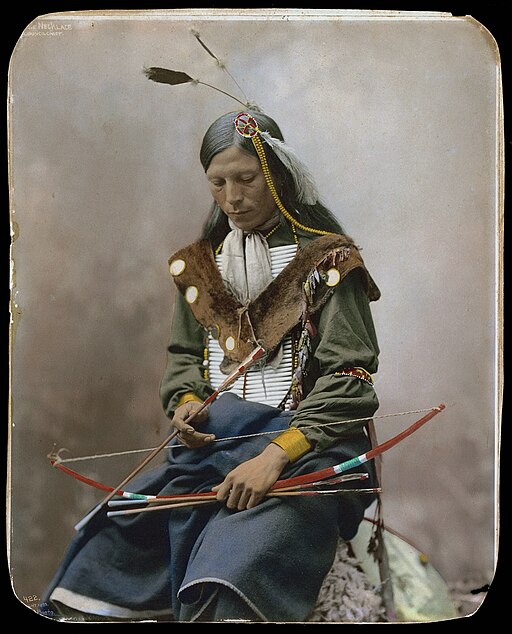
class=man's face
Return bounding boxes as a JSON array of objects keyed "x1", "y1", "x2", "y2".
[{"x1": 206, "y1": 145, "x2": 277, "y2": 231}]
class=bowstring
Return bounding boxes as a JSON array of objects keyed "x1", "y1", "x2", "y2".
[{"x1": 52, "y1": 407, "x2": 438, "y2": 466}]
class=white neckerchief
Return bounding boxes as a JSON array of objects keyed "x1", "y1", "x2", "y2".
[{"x1": 220, "y1": 212, "x2": 279, "y2": 305}]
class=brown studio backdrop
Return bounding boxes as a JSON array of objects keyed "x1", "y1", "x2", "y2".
[{"x1": 9, "y1": 13, "x2": 500, "y2": 608}]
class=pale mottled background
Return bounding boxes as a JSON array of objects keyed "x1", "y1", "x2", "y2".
[{"x1": 8, "y1": 10, "x2": 501, "y2": 615}]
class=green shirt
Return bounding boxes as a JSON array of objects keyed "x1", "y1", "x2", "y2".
[{"x1": 160, "y1": 221, "x2": 380, "y2": 453}]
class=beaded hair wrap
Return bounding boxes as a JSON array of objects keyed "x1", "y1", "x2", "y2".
[{"x1": 233, "y1": 113, "x2": 331, "y2": 237}]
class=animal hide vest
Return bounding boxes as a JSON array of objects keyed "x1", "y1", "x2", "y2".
[{"x1": 168, "y1": 234, "x2": 380, "y2": 365}]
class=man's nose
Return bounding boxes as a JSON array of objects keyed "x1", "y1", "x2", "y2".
[{"x1": 225, "y1": 181, "x2": 243, "y2": 206}]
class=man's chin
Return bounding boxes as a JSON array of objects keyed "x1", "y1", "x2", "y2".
[{"x1": 229, "y1": 215, "x2": 257, "y2": 230}]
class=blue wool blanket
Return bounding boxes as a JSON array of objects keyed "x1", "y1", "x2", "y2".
[{"x1": 41, "y1": 393, "x2": 376, "y2": 622}]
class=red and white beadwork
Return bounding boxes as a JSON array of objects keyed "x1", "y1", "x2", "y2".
[
  {"x1": 335, "y1": 367, "x2": 374, "y2": 386},
  {"x1": 233, "y1": 112, "x2": 259, "y2": 138}
]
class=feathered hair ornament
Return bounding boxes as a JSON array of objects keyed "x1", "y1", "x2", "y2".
[
  {"x1": 143, "y1": 30, "x2": 261, "y2": 111},
  {"x1": 143, "y1": 67, "x2": 254, "y2": 110},
  {"x1": 144, "y1": 30, "x2": 319, "y2": 207}
]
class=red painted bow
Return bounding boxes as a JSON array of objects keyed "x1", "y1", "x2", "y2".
[{"x1": 50, "y1": 404, "x2": 446, "y2": 511}]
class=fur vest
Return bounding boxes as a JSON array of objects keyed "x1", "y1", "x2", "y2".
[{"x1": 168, "y1": 234, "x2": 380, "y2": 365}]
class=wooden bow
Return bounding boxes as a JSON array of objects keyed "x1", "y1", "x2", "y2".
[{"x1": 50, "y1": 401, "x2": 446, "y2": 524}]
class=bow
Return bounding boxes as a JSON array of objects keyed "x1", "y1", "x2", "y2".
[{"x1": 50, "y1": 404, "x2": 446, "y2": 519}]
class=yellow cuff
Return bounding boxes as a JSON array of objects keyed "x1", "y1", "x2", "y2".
[
  {"x1": 272, "y1": 427, "x2": 312, "y2": 463},
  {"x1": 177, "y1": 392, "x2": 203, "y2": 407}
]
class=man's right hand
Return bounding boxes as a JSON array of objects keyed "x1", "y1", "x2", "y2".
[{"x1": 171, "y1": 401, "x2": 214, "y2": 448}]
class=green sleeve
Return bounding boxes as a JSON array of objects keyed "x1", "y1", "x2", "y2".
[
  {"x1": 159, "y1": 293, "x2": 214, "y2": 418},
  {"x1": 290, "y1": 269, "x2": 380, "y2": 453}
]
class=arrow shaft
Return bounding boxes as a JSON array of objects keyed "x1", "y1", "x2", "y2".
[{"x1": 106, "y1": 487, "x2": 382, "y2": 518}]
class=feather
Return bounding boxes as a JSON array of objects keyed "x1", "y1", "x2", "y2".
[
  {"x1": 143, "y1": 66, "x2": 252, "y2": 108},
  {"x1": 143, "y1": 67, "x2": 195, "y2": 86},
  {"x1": 190, "y1": 29, "x2": 255, "y2": 106},
  {"x1": 190, "y1": 29, "x2": 219, "y2": 63},
  {"x1": 259, "y1": 131, "x2": 319, "y2": 205}
]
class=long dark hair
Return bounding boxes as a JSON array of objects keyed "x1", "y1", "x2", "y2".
[{"x1": 199, "y1": 110, "x2": 344, "y2": 247}]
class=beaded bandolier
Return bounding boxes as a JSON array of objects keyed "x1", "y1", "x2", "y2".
[{"x1": 209, "y1": 243, "x2": 298, "y2": 408}]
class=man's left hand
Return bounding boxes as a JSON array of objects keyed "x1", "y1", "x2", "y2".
[{"x1": 211, "y1": 443, "x2": 289, "y2": 511}]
